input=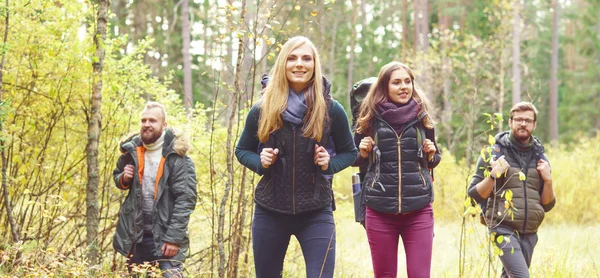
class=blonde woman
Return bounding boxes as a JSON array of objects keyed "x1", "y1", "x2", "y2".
[
  {"x1": 235, "y1": 36, "x2": 358, "y2": 277},
  {"x1": 354, "y1": 62, "x2": 441, "y2": 278}
]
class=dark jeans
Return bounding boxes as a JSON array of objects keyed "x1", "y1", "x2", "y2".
[
  {"x1": 252, "y1": 205, "x2": 336, "y2": 278},
  {"x1": 128, "y1": 234, "x2": 184, "y2": 278},
  {"x1": 365, "y1": 204, "x2": 434, "y2": 278},
  {"x1": 495, "y1": 231, "x2": 538, "y2": 278}
]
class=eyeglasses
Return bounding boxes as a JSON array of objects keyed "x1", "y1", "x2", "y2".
[{"x1": 512, "y1": 118, "x2": 535, "y2": 125}]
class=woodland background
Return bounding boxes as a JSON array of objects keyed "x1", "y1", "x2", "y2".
[{"x1": 0, "y1": 0, "x2": 599, "y2": 277}]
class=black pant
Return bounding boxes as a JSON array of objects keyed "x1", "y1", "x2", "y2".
[
  {"x1": 252, "y1": 205, "x2": 336, "y2": 278},
  {"x1": 128, "y1": 234, "x2": 184, "y2": 278},
  {"x1": 495, "y1": 231, "x2": 538, "y2": 278}
]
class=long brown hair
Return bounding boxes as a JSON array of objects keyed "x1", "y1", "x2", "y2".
[
  {"x1": 355, "y1": 61, "x2": 434, "y2": 135},
  {"x1": 257, "y1": 36, "x2": 327, "y2": 143}
]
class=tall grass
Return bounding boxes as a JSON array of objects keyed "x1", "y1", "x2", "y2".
[{"x1": 2, "y1": 135, "x2": 599, "y2": 277}]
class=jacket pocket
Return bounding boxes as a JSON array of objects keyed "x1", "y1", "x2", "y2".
[{"x1": 113, "y1": 200, "x2": 135, "y2": 254}]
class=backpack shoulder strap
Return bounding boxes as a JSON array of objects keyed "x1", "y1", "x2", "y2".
[{"x1": 491, "y1": 144, "x2": 503, "y2": 161}]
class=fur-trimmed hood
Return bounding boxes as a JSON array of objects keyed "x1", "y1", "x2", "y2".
[{"x1": 120, "y1": 127, "x2": 190, "y2": 156}]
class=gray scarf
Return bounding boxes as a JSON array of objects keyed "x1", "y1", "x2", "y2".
[{"x1": 281, "y1": 88, "x2": 307, "y2": 126}]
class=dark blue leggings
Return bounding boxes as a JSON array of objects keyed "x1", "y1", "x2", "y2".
[{"x1": 252, "y1": 205, "x2": 336, "y2": 278}]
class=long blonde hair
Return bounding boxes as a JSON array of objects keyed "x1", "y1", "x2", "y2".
[
  {"x1": 258, "y1": 36, "x2": 327, "y2": 143},
  {"x1": 356, "y1": 61, "x2": 434, "y2": 135}
]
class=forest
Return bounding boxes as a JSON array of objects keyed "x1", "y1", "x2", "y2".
[{"x1": 0, "y1": 0, "x2": 599, "y2": 277}]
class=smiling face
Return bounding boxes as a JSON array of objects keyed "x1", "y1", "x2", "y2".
[
  {"x1": 387, "y1": 68, "x2": 413, "y2": 105},
  {"x1": 140, "y1": 107, "x2": 167, "y2": 144},
  {"x1": 285, "y1": 43, "x2": 315, "y2": 93},
  {"x1": 509, "y1": 110, "x2": 536, "y2": 143}
]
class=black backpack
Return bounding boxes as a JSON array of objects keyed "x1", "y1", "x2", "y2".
[{"x1": 350, "y1": 77, "x2": 377, "y2": 129}]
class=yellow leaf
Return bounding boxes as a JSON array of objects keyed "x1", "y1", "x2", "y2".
[
  {"x1": 505, "y1": 190, "x2": 513, "y2": 201},
  {"x1": 496, "y1": 171, "x2": 502, "y2": 178},
  {"x1": 496, "y1": 235, "x2": 504, "y2": 244},
  {"x1": 24, "y1": 189, "x2": 31, "y2": 194},
  {"x1": 519, "y1": 171, "x2": 526, "y2": 181},
  {"x1": 294, "y1": 5, "x2": 301, "y2": 10},
  {"x1": 488, "y1": 134, "x2": 496, "y2": 145},
  {"x1": 311, "y1": 10, "x2": 318, "y2": 16}
]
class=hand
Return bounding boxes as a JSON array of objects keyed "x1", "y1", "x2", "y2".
[
  {"x1": 536, "y1": 159, "x2": 552, "y2": 182},
  {"x1": 422, "y1": 139, "x2": 436, "y2": 161},
  {"x1": 161, "y1": 242, "x2": 179, "y2": 257},
  {"x1": 314, "y1": 144, "x2": 330, "y2": 171},
  {"x1": 260, "y1": 148, "x2": 279, "y2": 168},
  {"x1": 359, "y1": 136, "x2": 375, "y2": 158},
  {"x1": 489, "y1": 155, "x2": 510, "y2": 179},
  {"x1": 122, "y1": 164, "x2": 134, "y2": 183}
]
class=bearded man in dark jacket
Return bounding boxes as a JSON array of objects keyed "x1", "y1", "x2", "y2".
[
  {"x1": 113, "y1": 102, "x2": 197, "y2": 277},
  {"x1": 468, "y1": 101, "x2": 556, "y2": 278}
]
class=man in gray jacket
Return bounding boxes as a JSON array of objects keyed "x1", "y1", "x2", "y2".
[
  {"x1": 468, "y1": 102, "x2": 556, "y2": 278},
  {"x1": 113, "y1": 102, "x2": 197, "y2": 277}
]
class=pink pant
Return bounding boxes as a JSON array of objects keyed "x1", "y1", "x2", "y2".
[{"x1": 365, "y1": 204, "x2": 434, "y2": 278}]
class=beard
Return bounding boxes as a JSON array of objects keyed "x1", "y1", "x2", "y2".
[
  {"x1": 141, "y1": 128, "x2": 163, "y2": 144},
  {"x1": 512, "y1": 128, "x2": 532, "y2": 142}
]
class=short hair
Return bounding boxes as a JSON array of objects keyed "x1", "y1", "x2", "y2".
[
  {"x1": 143, "y1": 101, "x2": 167, "y2": 122},
  {"x1": 510, "y1": 101, "x2": 538, "y2": 121}
]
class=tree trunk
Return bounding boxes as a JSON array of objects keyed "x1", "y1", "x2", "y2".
[
  {"x1": 181, "y1": 0, "x2": 192, "y2": 117},
  {"x1": 218, "y1": 1, "x2": 246, "y2": 275},
  {"x1": 0, "y1": 0, "x2": 21, "y2": 248},
  {"x1": 329, "y1": 17, "x2": 338, "y2": 79},
  {"x1": 512, "y1": 0, "x2": 521, "y2": 105},
  {"x1": 86, "y1": 0, "x2": 108, "y2": 266},
  {"x1": 401, "y1": 0, "x2": 408, "y2": 59},
  {"x1": 499, "y1": 45, "x2": 506, "y2": 132},
  {"x1": 414, "y1": 0, "x2": 432, "y2": 104},
  {"x1": 414, "y1": 0, "x2": 429, "y2": 53},
  {"x1": 440, "y1": 3, "x2": 453, "y2": 151},
  {"x1": 347, "y1": 0, "x2": 358, "y2": 107},
  {"x1": 549, "y1": 0, "x2": 559, "y2": 145}
]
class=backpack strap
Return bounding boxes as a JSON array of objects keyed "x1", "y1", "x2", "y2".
[{"x1": 414, "y1": 112, "x2": 429, "y2": 171}]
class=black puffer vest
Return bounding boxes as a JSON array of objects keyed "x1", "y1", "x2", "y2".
[
  {"x1": 485, "y1": 132, "x2": 547, "y2": 234},
  {"x1": 363, "y1": 115, "x2": 433, "y2": 214}
]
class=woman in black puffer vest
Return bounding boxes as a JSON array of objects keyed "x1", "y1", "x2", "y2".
[
  {"x1": 235, "y1": 36, "x2": 358, "y2": 278},
  {"x1": 354, "y1": 61, "x2": 441, "y2": 278}
]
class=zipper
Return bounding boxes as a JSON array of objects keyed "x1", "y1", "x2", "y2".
[
  {"x1": 418, "y1": 163, "x2": 427, "y2": 188},
  {"x1": 292, "y1": 128, "x2": 296, "y2": 215},
  {"x1": 397, "y1": 136, "x2": 402, "y2": 213},
  {"x1": 522, "y1": 178, "x2": 528, "y2": 234},
  {"x1": 377, "y1": 118, "x2": 406, "y2": 214}
]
